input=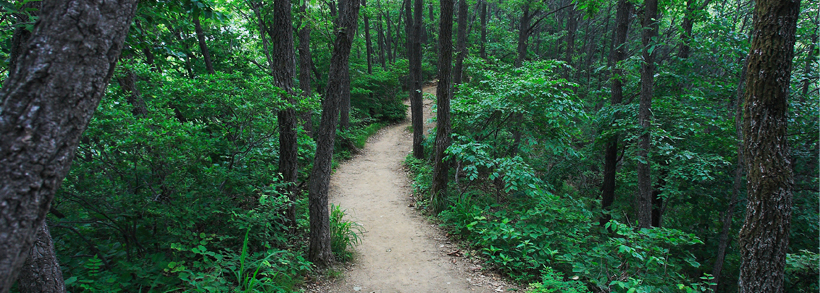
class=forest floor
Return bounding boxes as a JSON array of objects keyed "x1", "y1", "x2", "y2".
[{"x1": 304, "y1": 85, "x2": 519, "y2": 293}]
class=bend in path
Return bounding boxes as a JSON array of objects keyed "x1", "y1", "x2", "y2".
[{"x1": 317, "y1": 86, "x2": 516, "y2": 293}]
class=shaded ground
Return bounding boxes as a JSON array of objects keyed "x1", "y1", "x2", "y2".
[{"x1": 306, "y1": 86, "x2": 518, "y2": 293}]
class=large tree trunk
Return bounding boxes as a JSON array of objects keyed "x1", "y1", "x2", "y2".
[
  {"x1": 193, "y1": 12, "x2": 215, "y2": 74},
  {"x1": 452, "y1": 0, "x2": 468, "y2": 85},
  {"x1": 411, "y1": 0, "x2": 425, "y2": 159},
  {"x1": 737, "y1": 0, "x2": 800, "y2": 291},
  {"x1": 272, "y1": 0, "x2": 300, "y2": 230},
  {"x1": 308, "y1": 0, "x2": 360, "y2": 267},
  {"x1": 17, "y1": 222, "x2": 65, "y2": 293},
  {"x1": 430, "y1": 0, "x2": 454, "y2": 204},
  {"x1": 600, "y1": 0, "x2": 632, "y2": 227},
  {"x1": 637, "y1": 0, "x2": 658, "y2": 229},
  {"x1": 0, "y1": 0, "x2": 137, "y2": 290},
  {"x1": 298, "y1": 0, "x2": 315, "y2": 136}
]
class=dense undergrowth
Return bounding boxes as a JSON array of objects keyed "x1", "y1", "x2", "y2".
[
  {"x1": 405, "y1": 58, "x2": 818, "y2": 293},
  {"x1": 47, "y1": 59, "x2": 406, "y2": 292}
]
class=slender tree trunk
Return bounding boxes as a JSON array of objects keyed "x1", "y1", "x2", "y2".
[
  {"x1": 340, "y1": 63, "x2": 352, "y2": 130},
  {"x1": 802, "y1": 28, "x2": 817, "y2": 97},
  {"x1": 364, "y1": 0, "x2": 373, "y2": 74},
  {"x1": 193, "y1": 12, "x2": 215, "y2": 74},
  {"x1": 17, "y1": 222, "x2": 65, "y2": 293},
  {"x1": 386, "y1": 13, "x2": 394, "y2": 63},
  {"x1": 710, "y1": 57, "x2": 748, "y2": 292},
  {"x1": 515, "y1": 7, "x2": 531, "y2": 67},
  {"x1": 411, "y1": 0, "x2": 425, "y2": 159},
  {"x1": 116, "y1": 57, "x2": 149, "y2": 117},
  {"x1": 637, "y1": 0, "x2": 659, "y2": 229},
  {"x1": 0, "y1": 1, "x2": 137, "y2": 290},
  {"x1": 405, "y1": 0, "x2": 414, "y2": 89},
  {"x1": 679, "y1": 0, "x2": 695, "y2": 59},
  {"x1": 431, "y1": 0, "x2": 454, "y2": 204},
  {"x1": 738, "y1": 0, "x2": 800, "y2": 291},
  {"x1": 134, "y1": 20, "x2": 156, "y2": 70},
  {"x1": 479, "y1": 0, "x2": 487, "y2": 59},
  {"x1": 378, "y1": 14, "x2": 387, "y2": 69},
  {"x1": 309, "y1": 0, "x2": 360, "y2": 268},
  {"x1": 298, "y1": 1, "x2": 315, "y2": 136},
  {"x1": 600, "y1": 0, "x2": 632, "y2": 227},
  {"x1": 453, "y1": 0, "x2": 468, "y2": 85},
  {"x1": 564, "y1": 7, "x2": 578, "y2": 65}
]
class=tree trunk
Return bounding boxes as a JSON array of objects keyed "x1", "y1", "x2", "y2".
[
  {"x1": 411, "y1": 0, "x2": 425, "y2": 159},
  {"x1": 272, "y1": 0, "x2": 300, "y2": 230},
  {"x1": 298, "y1": 0, "x2": 315, "y2": 136},
  {"x1": 309, "y1": 0, "x2": 360, "y2": 268},
  {"x1": 17, "y1": 222, "x2": 65, "y2": 293},
  {"x1": 637, "y1": 0, "x2": 658, "y2": 229},
  {"x1": 431, "y1": 0, "x2": 454, "y2": 204},
  {"x1": 405, "y1": 0, "x2": 414, "y2": 89},
  {"x1": 678, "y1": 0, "x2": 695, "y2": 59},
  {"x1": 386, "y1": 13, "x2": 394, "y2": 63},
  {"x1": 377, "y1": 14, "x2": 387, "y2": 69},
  {"x1": 738, "y1": 0, "x2": 800, "y2": 291},
  {"x1": 600, "y1": 0, "x2": 632, "y2": 227},
  {"x1": 452, "y1": 0, "x2": 468, "y2": 85},
  {"x1": 802, "y1": 28, "x2": 817, "y2": 97},
  {"x1": 564, "y1": 7, "x2": 577, "y2": 65},
  {"x1": 116, "y1": 58, "x2": 149, "y2": 117},
  {"x1": 0, "y1": 0, "x2": 137, "y2": 290},
  {"x1": 339, "y1": 63, "x2": 352, "y2": 130},
  {"x1": 515, "y1": 7, "x2": 531, "y2": 67},
  {"x1": 710, "y1": 57, "x2": 748, "y2": 293},
  {"x1": 364, "y1": 0, "x2": 373, "y2": 74},
  {"x1": 479, "y1": 0, "x2": 487, "y2": 59},
  {"x1": 193, "y1": 12, "x2": 215, "y2": 74}
]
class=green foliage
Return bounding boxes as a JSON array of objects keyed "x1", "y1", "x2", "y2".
[
  {"x1": 527, "y1": 267, "x2": 590, "y2": 293},
  {"x1": 330, "y1": 204, "x2": 363, "y2": 262}
]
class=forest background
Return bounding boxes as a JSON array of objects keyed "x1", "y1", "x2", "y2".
[{"x1": 0, "y1": 0, "x2": 816, "y2": 292}]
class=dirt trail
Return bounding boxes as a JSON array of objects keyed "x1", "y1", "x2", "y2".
[{"x1": 317, "y1": 86, "x2": 515, "y2": 293}]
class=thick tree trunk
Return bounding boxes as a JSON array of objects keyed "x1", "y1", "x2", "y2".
[
  {"x1": 431, "y1": 0, "x2": 454, "y2": 203},
  {"x1": 710, "y1": 57, "x2": 748, "y2": 292},
  {"x1": 737, "y1": 0, "x2": 800, "y2": 291},
  {"x1": 272, "y1": 0, "x2": 300, "y2": 230},
  {"x1": 452, "y1": 0, "x2": 468, "y2": 85},
  {"x1": 637, "y1": 0, "x2": 658, "y2": 229},
  {"x1": 309, "y1": 0, "x2": 360, "y2": 267},
  {"x1": 17, "y1": 222, "x2": 65, "y2": 293},
  {"x1": 298, "y1": 1, "x2": 315, "y2": 136},
  {"x1": 411, "y1": 0, "x2": 425, "y2": 159},
  {"x1": 193, "y1": 12, "x2": 215, "y2": 74},
  {"x1": 600, "y1": 0, "x2": 632, "y2": 227},
  {"x1": 0, "y1": 0, "x2": 137, "y2": 290}
]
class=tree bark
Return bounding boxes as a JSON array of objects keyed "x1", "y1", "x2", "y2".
[
  {"x1": 298, "y1": 0, "x2": 315, "y2": 136},
  {"x1": 564, "y1": 6, "x2": 578, "y2": 65},
  {"x1": 411, "y1": 0, "x2": 425, "y2": 159},
  {"x1": 309, "y1": 0, "x2": 360, "y2": 267},
  {"x1": 738, "y1": 0, "x2": 800, "y2": 291},
  {"x1": 637, "y1": 0, "x2": 658, "y2": 229},
  {"x1": 600, "y1": 0, "x2": 632, "y2": 227},
  {"x1": 193, "y1": 11, "x2": 215, "y2": 74},
  {"x1": 0, "y1": 0, "x2": 137, "y2": 290},
  {"x1": 452, "y1": 0, "x2": 468, "y2": 85},
  {"x1": 377, "y1": 14, "x2": 387, "y2": 69},
  {"x1": 430, "y1": 0, "x2": 454, "y2": 203},
  {"x1": 271, "y1": 0, "x2": 300, "y2": 230},
  {"x1": 802, "y1": 27, "x2": 817, "y2": 97},
  {"x1": 17, "y1": 222, "x2": 65, "y2": 293}
]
